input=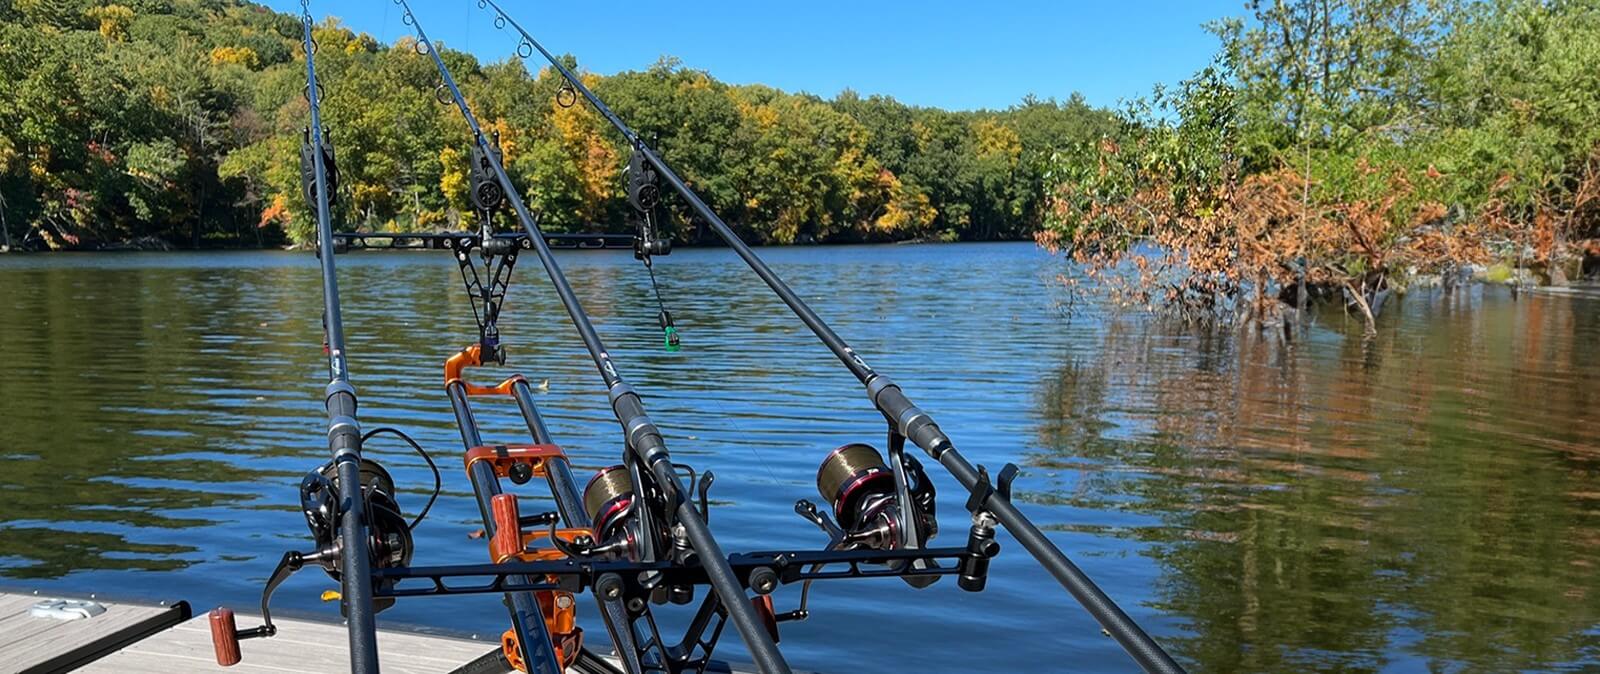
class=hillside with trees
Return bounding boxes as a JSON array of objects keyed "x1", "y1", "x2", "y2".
[{"x1": 0, "y1": 0, "x2": 1114, "y2": 249}]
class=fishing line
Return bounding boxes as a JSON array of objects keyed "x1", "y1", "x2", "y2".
[
  {"x1": 640, "y1": 255, "x2": 681, "y2": 351},
  {"x1": 361, "y1": 426, "x2": 441, "y2": 531},
  {"x1": 699, "y1": 378, "x2": 785, "y2": 487}
]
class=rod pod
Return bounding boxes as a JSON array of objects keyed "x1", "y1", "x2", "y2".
[{"x1": 472, "y1": 3, "x2": 1186, "y2": 672}]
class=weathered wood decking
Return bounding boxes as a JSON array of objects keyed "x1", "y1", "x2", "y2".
[
  {"x1": 0, "y1": 591, "x2": 190, "y2": 673},
  {"x1": 1, "y1": 591, "x2": 772, "y2": 673},
  {"x1": 85, "y1": 612, "x2": 503, "y2": 674}
]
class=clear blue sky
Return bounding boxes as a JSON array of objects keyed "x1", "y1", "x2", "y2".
[{"x1": 266, "y1": 1, "x2": 1243, "y2": 111}]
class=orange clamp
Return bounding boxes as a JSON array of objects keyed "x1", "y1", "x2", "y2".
[
  {"x1": 445, "y1": 344, "x2": 525, "y2": 397},
  {"x1": 464, "y1": 443, "x2": 568, "y2": 481}
]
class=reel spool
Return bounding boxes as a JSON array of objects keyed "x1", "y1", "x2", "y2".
[
  {"x1": 583, "y1": 464, "x2": 639, "y2": 558},
  {"x1": 300, "y1": 458, "x2": 413, "y2": 585},
  {"x1": 815, "y1": 443, "x2": 937, "y2": 552}
]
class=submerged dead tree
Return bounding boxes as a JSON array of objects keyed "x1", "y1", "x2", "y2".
[{"x1": 1039, "y1": 0, "x2": 1600, "y2": 333}]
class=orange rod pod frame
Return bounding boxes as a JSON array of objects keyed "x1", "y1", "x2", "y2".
[
  {"x1": 445, "y1": 344, "x2": 525, "y2": 397},
  {"x1": 464, "y1": 443, "x2": 569, "y2": 482}
]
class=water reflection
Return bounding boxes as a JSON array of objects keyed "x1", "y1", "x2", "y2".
[
  {"x1": 0, "y1": 247, "x2": 1596, "y2": 672},
  {"x1": 1039, "y1": 287, "x2": 1600, "y2": 672}
]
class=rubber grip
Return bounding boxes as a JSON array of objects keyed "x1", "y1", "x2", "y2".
[{"x1": 209, "y1": 607, "x2": 242, "y2": 666}]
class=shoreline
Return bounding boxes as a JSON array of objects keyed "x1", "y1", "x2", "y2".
[{"x1": 0, "y1": 235, "x2": 1033, "y2": 254}]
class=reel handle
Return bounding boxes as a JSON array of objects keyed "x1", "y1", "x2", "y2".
[
  {"x1": 209, "y1": 608, "x2": 276, "y2": 667},
  {"x1": 209, "y1": 608, "x2": 241, "y2": 666}
]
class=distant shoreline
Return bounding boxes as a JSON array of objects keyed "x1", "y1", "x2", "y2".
[{"x1": 1, "y1": 235, "x2": 1033, "y2": 254}]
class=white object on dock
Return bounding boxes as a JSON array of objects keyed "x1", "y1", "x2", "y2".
[{"x1": 29, "y1": 598, "x2": 108, "y2": 621}]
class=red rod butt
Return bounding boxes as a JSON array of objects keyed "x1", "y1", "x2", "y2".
[
  {"x1": 209, "y1": 607, "x2": 242, "y2": 666},
  {"x1": 752, "y1": 594, "x2": 780, "y2": 643}
]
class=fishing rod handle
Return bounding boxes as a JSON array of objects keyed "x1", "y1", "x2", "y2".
[{"x1": 867, "y1": 377, "x2": 950, "y2": 458}]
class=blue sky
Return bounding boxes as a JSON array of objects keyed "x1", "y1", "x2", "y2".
[{"x1": 267, "y1": 1, "x2": 1242, "y2": 111}]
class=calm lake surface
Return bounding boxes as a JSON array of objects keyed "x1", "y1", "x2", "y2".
[{"x1": 1, "y1": 242, "x2": 1597, "y2": 673}]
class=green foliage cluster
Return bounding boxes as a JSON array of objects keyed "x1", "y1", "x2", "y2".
[
  {"x1": 0, "y1": 0, "x2": 300, "y2": 248},
  {"x1": 0, "y1": 0, "x2": 1114, "y2": 248},
  {"x1": 1043, "y1": 0, "x2": 1600, "y2": 313}
]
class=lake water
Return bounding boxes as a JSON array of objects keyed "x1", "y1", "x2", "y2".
[{"x1": 0, "y1": 242, "x2": 1597, "y2": 673}]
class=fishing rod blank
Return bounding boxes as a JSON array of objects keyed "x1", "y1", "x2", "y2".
[
  {"x1": 300, "y1": 4, "x2": 381, "y2": 671},
  {"x1": 473, "y1": 3, "x2": 1185, "y2": 672},
  {"x1": 392, "y1": 3, "x2": 792, "y2": 673}
]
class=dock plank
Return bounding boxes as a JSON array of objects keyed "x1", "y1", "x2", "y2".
[
  {"x1": 0, "y1": 592, "x2": 186, "y2": 672},
  {"x1": 88, "y1": 609, "x2": 781, "y2": 674},
  {"x1": 86, "y1": 612, "x2": 501, "y2": 674}
]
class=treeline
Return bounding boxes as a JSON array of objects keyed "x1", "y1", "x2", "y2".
[
  {"x1": 0, "y1": 0, "x2": 1114, "y2": 249},
  {"x1": 1041, "y1": 0, "x2": 1600, "y2": 327}
]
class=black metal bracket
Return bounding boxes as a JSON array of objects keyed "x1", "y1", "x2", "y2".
[
  {"x1": 371, "y1": 547, "x2": 969, "y2": 600},
  {"x1": 361, "y1": 547, "x2": 959, "y2": 674},
  {"x1": 446, "y1": 235, "x2": 519, "y2": 365},
  {"x1": 964, "y1": 463, "x2": 1019, "y2": 514}
]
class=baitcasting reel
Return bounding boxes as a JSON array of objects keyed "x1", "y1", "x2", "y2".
[{"x1": 210, "y1": 456, "x2": 414, "y2": 667}]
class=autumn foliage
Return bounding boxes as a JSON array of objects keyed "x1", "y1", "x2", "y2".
[{"x1": 1041, "y1": 0, "x2": 1600, "y2": 328}]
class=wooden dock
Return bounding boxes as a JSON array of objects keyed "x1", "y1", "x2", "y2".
[
  {"x1": 0, "y1": 591, "x2": 771, "y2": 673},
  {"x1": 85, "y1": 612, "x2": 505, "y2": 674},
  {"x1": 0, "y1": 591, "x2": 191, "y2": 673}
]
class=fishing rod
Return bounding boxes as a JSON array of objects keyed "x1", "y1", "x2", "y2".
[
  {"x1": 391, "y1": 2, "x2": 792, "y2": 672},
  {"x1": 295, "y1": 2, "x2": 381, "y2": 668},
  {"x1": 208, "y1": 2, "x2": 388, "y2": 671},
  {"x1": 474, "y1": 2, "x2": 1187, "y2": 672}
]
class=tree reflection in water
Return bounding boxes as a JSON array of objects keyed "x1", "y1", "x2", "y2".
[{"x1": 1035, "y1": 288, "x2": 1600, "y2": 673}]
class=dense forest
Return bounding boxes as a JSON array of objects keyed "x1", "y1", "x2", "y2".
[
  {"x1": 0, "y1": 0, "x2": 1114, "y2": 249},
  {"x1": 1041, "y1": 0, "x2": 1600, "y2": 328}
]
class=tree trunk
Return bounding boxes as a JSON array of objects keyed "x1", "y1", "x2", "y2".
[
  {"x1": 1345, "y1": 281, "x2": 1377, "y2": 338},
  {"x1": 1549, "y1": 226, "x2": 1570, "y2": 287},
  {"x1": 1, "y1": 193, "x2": 11, "y2": 252}
]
